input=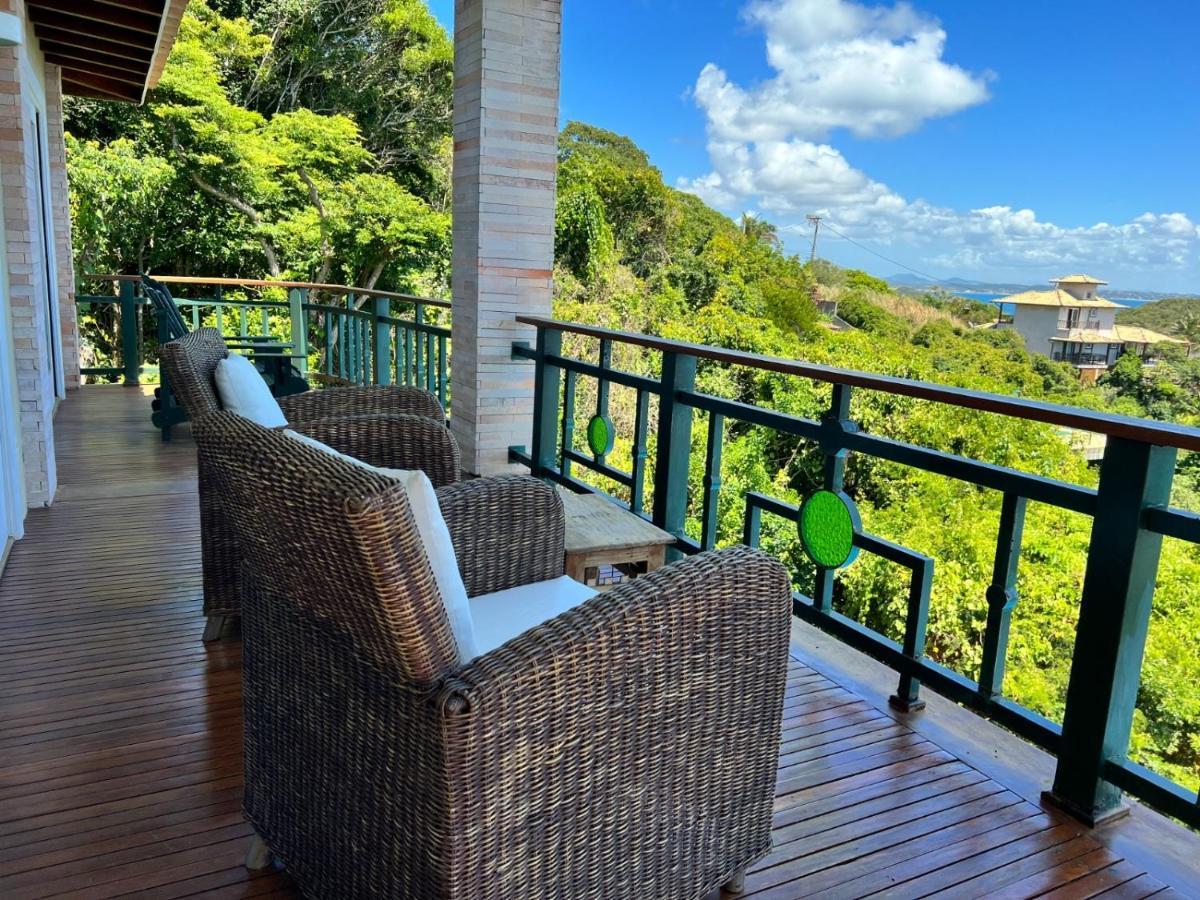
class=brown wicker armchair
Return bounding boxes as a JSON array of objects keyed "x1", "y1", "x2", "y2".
[
  {"x1": 194, "y1": 412, "x2": 793, "y2": 900},
  {"x1": 160, "y1": 328, "x2": 461, "y2": 640}
]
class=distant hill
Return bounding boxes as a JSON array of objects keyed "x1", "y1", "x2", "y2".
[
  {"x1": 886, "y1": 273, "x2": 934, "y2": 286},
  {"x1": 1115, "y1": 297, "x2": 1200, "y2": 336},
  {"x1": 885, "y1": 273, "x2": 1199, "y2": 302},
  {"x1": 886, "y1": 274, "x2": 1040, "y2": 294}
]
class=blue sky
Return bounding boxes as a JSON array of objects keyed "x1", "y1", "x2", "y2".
[{"x1": 430, "y1": 0, "x2": 1200, "y2": 293}]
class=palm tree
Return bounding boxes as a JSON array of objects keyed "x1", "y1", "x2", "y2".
[
  {"x1": 1175, "y1": 313, "x2": 1200, "y2": 357},
  {"x1": 740, "y1": 212, "x2": 781, "y2": 249}
]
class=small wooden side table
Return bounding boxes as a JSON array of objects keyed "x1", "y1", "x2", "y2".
[{"x1": 557, "y1": 487, "x2": 677, "y2": 589}]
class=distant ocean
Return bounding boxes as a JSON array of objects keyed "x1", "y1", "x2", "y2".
[{"x1": 954, "y1": 290, "x2": 1154, "y2": 317}]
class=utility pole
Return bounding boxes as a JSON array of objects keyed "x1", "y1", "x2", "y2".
[{"x1": 806, "y1": 215, "x2": 822, "y2": 262}]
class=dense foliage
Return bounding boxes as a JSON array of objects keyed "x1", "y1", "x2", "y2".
[
  {"x1": 547, "y1": 123, "x2": 1199, "y2": 796},
  {"x1": 65, "y1": 2, "x2": 1198, "y2": 798},
  {"x1": 65, "y1": 0, "x2": 452, "y2": 291},
  {"x1": 1117, "y1": 297, "x2": 1200, "y2": 345}
]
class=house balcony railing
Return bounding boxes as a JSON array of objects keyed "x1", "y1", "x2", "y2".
[
  {"x1": 75, "y1": 275, "x2": 451, "y2": 403},
  {"x1": 1052, "y1": 351, "x2": 1112, "y2": 367},
  {"x1": 510, "y1": 315, "x2": 1200, "y2": 830},
  {"x1": 67, "y1": 287, "x2": 1200, "y2": 828}
]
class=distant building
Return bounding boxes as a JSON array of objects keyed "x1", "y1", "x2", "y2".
[{"x1": 996, "y1": 274, "x2": 1182, "y2": 383}]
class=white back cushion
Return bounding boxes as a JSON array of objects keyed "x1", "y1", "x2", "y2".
[
  {"x1": 282, "y1": 429, "x2": 479, "y2": 663},
  {"x1": 214, "y1": 354, "x2": 287, "y2": 428},
  {"x1": 397, "y1": 468, "x2": 479, "y2": 663}
]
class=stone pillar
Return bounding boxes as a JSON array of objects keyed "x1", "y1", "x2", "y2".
[
  {"x1": 450, "y1": 0, "x2": 561, "y2": 475},
  {"x1": 44, "y1": 64, "x2": 78, "y2": 390}
]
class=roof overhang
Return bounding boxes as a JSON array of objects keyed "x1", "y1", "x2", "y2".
[{"x1": 29, "y1": 0, "x2": 190, "y2": 104}]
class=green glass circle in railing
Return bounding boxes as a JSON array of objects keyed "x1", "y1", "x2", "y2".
[
  {"x1": 587, "y1": 414, "x2": 615, "y2": 457},
  {"x1": 798, "y1": 489, "x2": 861, "y2": 569}
]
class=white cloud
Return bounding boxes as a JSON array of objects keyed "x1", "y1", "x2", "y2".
[
  {"x1": 680, "y1": 0, "x2": 1200, "y2": 284},
  {"x1": 695, "y1": 0, "x2": 990, "y2": 144}
]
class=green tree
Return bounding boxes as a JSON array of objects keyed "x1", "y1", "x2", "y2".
[
  {"x1": 555, "y1": 182, "x2": 615, "y2": 284},
  {"x1": 66, "y1": 0, "x2": 452, "y2": 293},
  {"x1": 66, "y1": 136, "x2": 175, "y2": 276},
  {"x1": 244, "y1": 0, "x2": 453, "y2": 199},
  {"x1": 739, "y1": 212, "x2": 781, "y2": 248}
]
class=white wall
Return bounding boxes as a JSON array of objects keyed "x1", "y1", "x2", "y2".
[
  {"x1": 1011, "y1": 306, "x2": 1064, "y2": 356},
  {"x1": 1057, "y1": 282, "x2": 1103, "y2": 301}
]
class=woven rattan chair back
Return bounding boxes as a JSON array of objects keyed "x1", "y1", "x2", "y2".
[
  {"x1": 194, "y1": 411, "x2": 460, "y2": 681},
  {"x1": 159, "y1": 328, "x2": 229, "y2": 419}
]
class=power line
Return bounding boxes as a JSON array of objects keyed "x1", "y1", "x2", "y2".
[{"x1": 813, "y1": 220, "x2": 943, "y2": 284}]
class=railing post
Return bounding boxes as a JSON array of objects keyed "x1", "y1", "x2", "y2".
[
  {"x1": 700, "y1": 412, "x2": 724, "y2": 550},
  {"x1": 889, "y1": 553, "x2": 934, "y2": 712},
  {"x1": 119, "y1": 280, "x2": 139, "y2": 385},
  {"x1": 1047, "y1": 437, "x2": 1177, "y2": 824},
  {"x1": 653, "y1": 350, "x2": 697, "y2": 560},
  {"x1": 529, "y1": 326, "x2": 562, "y2": 478},
  {"x1": 372, "y1": 296, "x2": 391, "y2": 386},
  {"x1": 414, "y1": 303, "x2": 425, "y2": 389},
  {"x1": 978, "y1": 492, "x2": 1027, "y2": 700},
  {"x1": 629, "y1": 389, "x2": 650, "y2": 515},
  {"x1": 289, "y1": 289, "x2": 308, "y2": 375},
  {"x1": 560, "y1": 369, "x2": 576, "y2": 480},
  {"x1": 813, "y1": 383, "x2": 854, "y2": 612}
]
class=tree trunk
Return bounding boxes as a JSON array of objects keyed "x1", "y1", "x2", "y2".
[
  {"x1": 188, "y1": 171, "x2": 282, "y2": 277},
  {"x1": 298, "y1": 168, "x2": 334, "y2": 286},
  {"x1": 361, "y1": 259, "x2": 386, "y2": 293}
]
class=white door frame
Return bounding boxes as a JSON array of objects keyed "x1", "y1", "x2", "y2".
[
  {"x1": 18, "y1": 44, "x2": 64, "y2": 402},
  {"x1": 24, "y1": 96, "x2": 64, "y2": 400}
]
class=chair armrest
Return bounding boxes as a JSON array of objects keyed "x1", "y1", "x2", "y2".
[
  {"x1": 437, "y1": 546, "x2": 793, "y2": 897},
  {"x1": 435, "y1": 475, "x2": 564, "y2": 596},
  {"x1": 294, "y1": 414, "x2": 461, "y2": 487},
  {"x1": 279, "y1": 385, "x2": 444, "y2": 422}
]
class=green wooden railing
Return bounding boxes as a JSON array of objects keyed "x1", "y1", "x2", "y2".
[
  {"x1": 511, "y1": 315, "x2": 1200, "y2": 830},
  {"x1": 75, "y1": 276, "x2": 451, "y2": 404}
]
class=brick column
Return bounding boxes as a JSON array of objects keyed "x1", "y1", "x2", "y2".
[
  {"x1": 0, "y1": 10, "x2": 57, "y2": 506},
  {"x1": 450, "y1": 0, "x2": 561, "y2": 475},
  {"x1": 44, "y1": 64, "x2": 78, "y2": 389}
]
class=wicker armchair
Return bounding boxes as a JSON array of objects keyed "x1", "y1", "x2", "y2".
[
  {"x1": 160, "y1": 328, "x2": 460, "y2": 640},
  {"x1": 194, "y1": 411, "x2": 793, "y2": 900}
]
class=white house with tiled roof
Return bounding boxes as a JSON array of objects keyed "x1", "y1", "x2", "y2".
[{"x1": 997, "y1": 274, "x2": 1182, "y2": 382}]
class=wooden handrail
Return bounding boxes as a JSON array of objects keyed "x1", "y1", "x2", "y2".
[
  {"x1": 79, "y1": 274, "x2": 452, "y2": 308},
  {"x1": 516, "y1": 315, "x2": 1200, "y2": 453}
]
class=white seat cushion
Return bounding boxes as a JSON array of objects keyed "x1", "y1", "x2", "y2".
[
  {"x1": 214, "y1": 354, "x2": 287, "y2": 428},
  {"x1": 469, "y1": 576, "x2": 597, "y2": 657},
  {"x1": 282, "y1": 429, "x2": 480, "y2": 663}
]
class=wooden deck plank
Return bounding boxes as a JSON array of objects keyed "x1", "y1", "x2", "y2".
[
  {"x1": 0, "y1": 387, "x2": 1191, "y2": 899},
  {"x1": 1038, "y1": 861, "x2": 1154, "y2": 899},
  {"x1": 787, "y1": 810, "x2": 1055, "y2": 899}
]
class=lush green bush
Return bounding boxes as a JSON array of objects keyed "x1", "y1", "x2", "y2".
[
  {"x1": 836, "y1": 289, "x2": 911, "y2": 341},
  {"x1": 549, "y1": 126, "x2": 1200, "y2": 797}
]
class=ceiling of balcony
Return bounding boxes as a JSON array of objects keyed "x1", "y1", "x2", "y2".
[{"x1": 26, "y1": 0, "x2": 190, "y2": 103}]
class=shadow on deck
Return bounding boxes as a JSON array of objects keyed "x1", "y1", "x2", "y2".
[{"x1": 0, "y1": 386, "x2": 1195, "y2": 899}]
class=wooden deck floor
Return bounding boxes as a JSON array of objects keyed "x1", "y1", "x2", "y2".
[{"x1": 0, "y1": 386, "x2": 1193, "y2": 899}]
